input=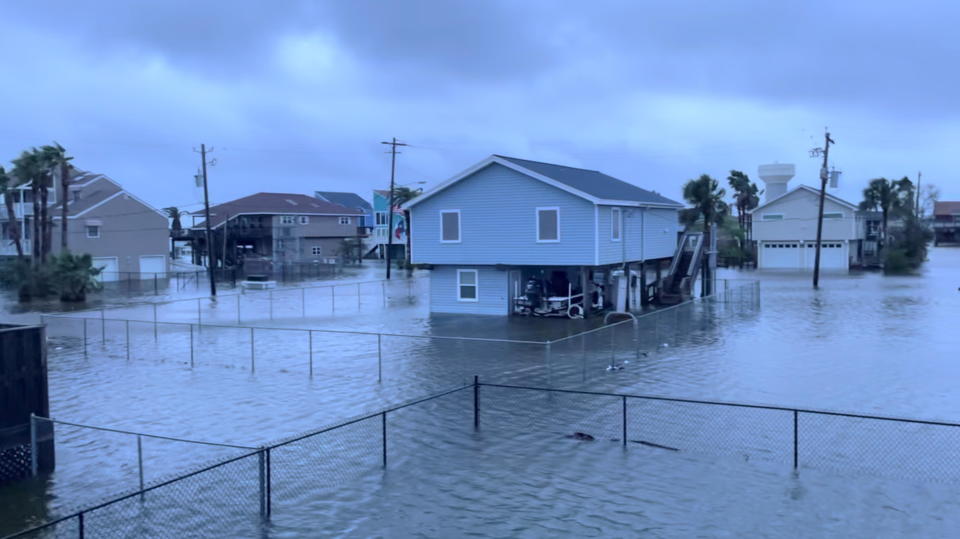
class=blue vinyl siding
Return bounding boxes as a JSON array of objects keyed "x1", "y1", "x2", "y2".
[
  {"x1": 429, "y1": 265, "x2": 507, "y2": 315},
  {"x1": 411, "y1": 163, "x2": 596, "y2": 266},
  {"x1": 597, "y1": 206, "x2": 680, "y2": 264}
]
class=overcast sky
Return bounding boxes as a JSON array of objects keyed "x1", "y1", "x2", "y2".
[{"x1": 1, "y1": 0, "x2": 957, "y2": 216}]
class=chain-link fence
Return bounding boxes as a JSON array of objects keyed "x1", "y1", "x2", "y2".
[{"x1": 10, "y1": 376, "x2": 960, "y2": 538}]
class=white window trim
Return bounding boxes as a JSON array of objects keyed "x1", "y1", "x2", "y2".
[
  {"x1": 536, "y1": 206, "x2": 560, "y2": 243},
  {"x1": 86, "y1": 225, "x2": 101, "y2": 239},
  {"x1": 611, "y1": 207, "x2": 622, "y2": 242},
  {"x1": 299, "y1": 216, "x2": 310, "y2": 224},
  {"x1": 456, "y1": 269, "x2": 478, "y2": 302},
  {"x1": 338, "y1": 216, "x2": 351, "y2": 225},
  {"x1": 822, "y1": 212, "x2": 844, "y2": 220},
  {"x1": 440, "y1": 209, "x2": 461, "y2": 243},
  {"x1": 280, "y1": 215, "x2": 295, "y2": 225},
  {"x1": 761, "y1": 213, "x2": 784, "y2": 221},
  {"x1": 311, "y1": 246, "x2": 322, "y2": 255}
]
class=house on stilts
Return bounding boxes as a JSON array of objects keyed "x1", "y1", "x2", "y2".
[{"x1": 405, "y1": 155, "x2": 683, "y2": 317}]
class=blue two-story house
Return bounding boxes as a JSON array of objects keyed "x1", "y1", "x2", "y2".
[{"x1": 405, "y1": 155, "x2": 683, "y2": 316}]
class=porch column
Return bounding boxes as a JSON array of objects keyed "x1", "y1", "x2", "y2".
[
  {"x1": 639, "y1": 260, "x2": 648, "y2": 307},
  {"x1": 580, "y1": 266, "x2": 590, "y2": 319}
]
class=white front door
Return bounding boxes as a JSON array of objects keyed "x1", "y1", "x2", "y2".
[
  {"x1": 92, "y1": 257, "x2": 119, "y2": 282},
  {"x1": 139, "y1": 255, "x2": 167, "y2": 279},
  {"x1": 760, "y1": 242, "x2": 801, "y2": 269}
]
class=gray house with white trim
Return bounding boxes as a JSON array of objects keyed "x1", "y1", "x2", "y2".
[
  {"x1": 1, "y1": 169, "x2": 169, "y2": 280},
  {"x1": 405, "y1": 155, "x2": 683, "y2": 316}
]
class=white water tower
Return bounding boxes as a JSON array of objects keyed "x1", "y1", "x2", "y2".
[{"x1": 758, "y1": 163, "x2": 795, "y2": 203}]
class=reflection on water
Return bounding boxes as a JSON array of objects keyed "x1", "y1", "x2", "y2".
[{"x1": 1, "y1": 248, "x2": 958, "y2": 536}]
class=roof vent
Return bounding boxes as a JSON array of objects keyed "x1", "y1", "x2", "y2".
[{"x1": 285, "y1": 199, "x2": 297, "y2": 206}]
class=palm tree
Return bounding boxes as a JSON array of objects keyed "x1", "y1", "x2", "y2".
[
  {"x1": 164, "y1": 206, "x2": 183, "y2": 258},
  {"x1": 0, "y1": 166, "x2": 24, "y2": 258},
  {"x1": 391, "y1": 185, "x2": 423, "y2": 265},
  {"x1": 39, "y1": 143, "x2": 72, "y2": 251},
  {"x1": 859, "y1": 177, "x2": 912, "y2": 251},
  {"x1": 683, "y1": 174, "x2": 727, "y2": 297},
  {"x1": 12, "y1": 149, "x2": 44, "y2": 266},
  {"x1": 727, "y1": 170, "x2": 762, "y2": 237}
]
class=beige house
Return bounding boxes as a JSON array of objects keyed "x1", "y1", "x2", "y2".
[
  {"x1": 1, "y1": 170, "x2": 169, "y2": 281},
  {"x1": 750, "y1": 184, "x2": 864, "y2": 270}
]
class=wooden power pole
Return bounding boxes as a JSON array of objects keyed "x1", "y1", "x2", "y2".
[
  {"x1": 812, "y1": 130, "x2": 835, "y2": 289},
  {"x1": 198, "y1": 144, "x2": 217, "y2": 297},
  {"x1": 380, "y1": 137, "x2": 407, "y2": 280}
]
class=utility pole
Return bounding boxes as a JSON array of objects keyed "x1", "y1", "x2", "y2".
[
  {"x1": 196, "y1": 144, "x2": 217, "y2": 297},
  {"x1": 811, "y1": 130, "x2": 835, "y2": 289},
  {"x1": 380, "y1": 137, "x2": 407, "y2": 280}
]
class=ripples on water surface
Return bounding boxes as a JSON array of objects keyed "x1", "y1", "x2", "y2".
[{"x1": 1, "y1": 248, "x2": 959, "y2": 537}]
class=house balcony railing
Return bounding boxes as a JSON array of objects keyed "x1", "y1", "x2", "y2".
[{"x1": 932, "y1": 221, "x2": 959, "y2": 229}]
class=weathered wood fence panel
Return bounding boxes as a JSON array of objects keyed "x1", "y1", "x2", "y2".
[{"x1": 0, "y1": 324, "x2": 53, "y2": 482}]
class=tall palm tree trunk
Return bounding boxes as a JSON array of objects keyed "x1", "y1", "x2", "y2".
[
  {"x1": 3, "y1": 195, "x2": 23, "y2": 257},
  {"x1": 60, "y1": 162, "x2": 69, "y2": 250},
  {"x1": 40, "y1": 180, "x2": 50, "y2": 263},
  {"x1": 31, "y1": 184, "x2": 40, "y2": 266}
]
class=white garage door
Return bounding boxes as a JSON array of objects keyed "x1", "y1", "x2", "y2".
[
  {"x1": 139, "y1": 255, "x2": 167, "y2": 279},
  {"x1": 92, "y1": 257, "x2": 119, "y2": 282},
  {"x1": 803, "y1": 242, "x2": 847, "y2": 270},
  {"x1": 760, "y1": 242, "x2": 801, "y2": 269}
]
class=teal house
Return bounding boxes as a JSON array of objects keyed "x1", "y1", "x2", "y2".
[
  {"x1": 405, "y1": 155, "x2": 683, "y2": 316},
  {"x1": 372, "y1": 189, "x2": 407, "y2": 260}
]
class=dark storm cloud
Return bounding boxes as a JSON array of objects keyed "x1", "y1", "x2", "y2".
[{"x1": 0, "y1": 0, "x2": 958, "y2": 210}]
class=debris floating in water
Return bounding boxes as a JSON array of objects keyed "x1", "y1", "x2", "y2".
[
  {"x1": 631, "y1": 440, "x2": 680, "y2": 451},
  {"x1": 565, "y1": 432, "x2": 596, "y2": 441}
]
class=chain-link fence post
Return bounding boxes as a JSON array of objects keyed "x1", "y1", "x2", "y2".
[
  {"x1": 308, "y1": 331, "x2": 314, "y2": 378},
  {"x1": 473, "y1": 376, "x2": 480, "y2": 431},
  {"x1": 793, "y1": 410, "x2": 799, "y2": 470},
  {"x1": 153, "y1": 303, "x2": 158, "y2": 342},
  {"x1": 237, "y1": 294, "x2": 242, "y2": 324},
  {"x1": 622, "y1": 396, "x2": 628, "y2": 447},
  {"x1": 258, "y1": 449, "x2": 266, "y2": 518},
  {"x1": 125, "y1": 320, "x2": 130, "y2": 361},
  {"x1": 377, "y1": 334, "x2": 383, "y2": 384},
  {"x1": 250, "y1": 328, "x2": 255, "y2": 373},
  {"x1": 137, "y1": 434, "x2": 145, "y2": 495},
  {"x1": 301, "y1": 287, "x2": 306, "y2": 318},
  {"x1": 100, "y1": 308, "x2": 106, "y2": 345},
  {"x1": 331, "y1": 285, "x2": 336, "y2": 314},
  {"x1": 197, "y1": 298, "x2": 202, "y2": 326},
  {"x1": 82, "y1": 318, "x2": 88, "y2": 356},
  {"x1": 381, "y1": 412, "x2": 387, "y2": 468},
  {"x1": 189, "y1": 324, "x2": 194, "y2": 368},
  {"x1": 269, "y1": 290, "x2": 274, "y2": 320}
]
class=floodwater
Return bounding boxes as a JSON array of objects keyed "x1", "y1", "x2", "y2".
[{"x1": 2, "y1": 249, "x2": 959, "y2": 537}]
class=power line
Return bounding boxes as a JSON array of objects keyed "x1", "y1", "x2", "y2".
[{"x1": 381, "y1": 137, "x2": 407, "y2": 281}]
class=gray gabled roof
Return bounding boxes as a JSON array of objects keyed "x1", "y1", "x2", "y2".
[
  {"x1": 495, "y1": 156, "x2": 682, "y2": 207},
  {"x1": 406, "y1": 154, "x2": 683, "y2": 209},
  {"x1": 314, "y1": 191, "x2": 372, "y2": 212}
]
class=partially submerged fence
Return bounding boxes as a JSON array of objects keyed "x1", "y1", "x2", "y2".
[
  {"x1": 38, "y1": 279, "x2": 760, "y2": 387},
  {"x1": 9, "y1": 375, "x2": 960, "y2": 538}
]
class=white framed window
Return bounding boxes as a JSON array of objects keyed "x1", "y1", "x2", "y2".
[
  {"x1": 823, "y1": 212, "x2": 843, "y2": 220},
  {"x1": 536, "y1": 207, "x2": 560, "y2": 242},
  {"x1": 440, "y1": 210, "x2": 460, "y2": 243},
  {"x1": 280, "y1": 215, "x2": 295, "y2": 225},
  {"x1": 376, "y1": 212, "x2": 388, "y2": 226},
  {"x1": 457, "y1": 269, "x2": 478, "y2": 302},
  {"x1": 339, "y1": 216, "x2": 351, "y2": 225},
  {"x1": 761, "y1": 213, "x2": 784, "y2": 221},
  {"x1": 86, "y1": 225, "x2": 100, "y2": 238},
  {"x1": 611, "y1": 208, "x2": 622, "y2": 241},
  {"x1": 299, "y1": 216, "x2": 310, "y2": 225},
  {"x1": 311, "y1": 246, "x2": 322, "y2": 255}
]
